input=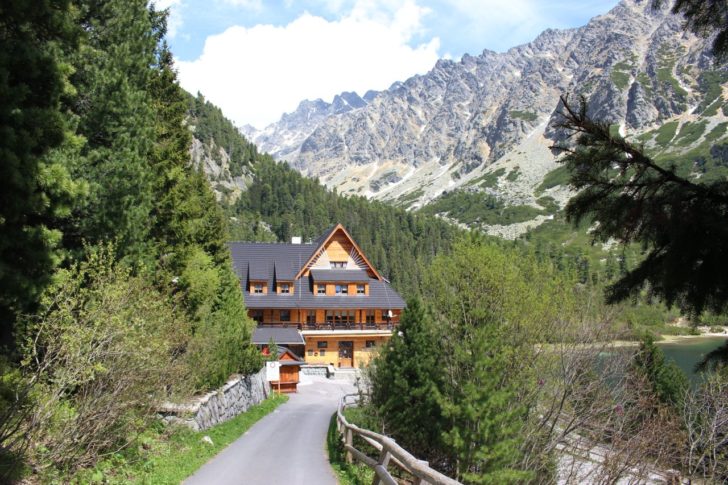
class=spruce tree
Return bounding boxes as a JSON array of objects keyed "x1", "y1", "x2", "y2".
[{"x1": 0, "y1": 0, "x2": 80, "y2": 348}]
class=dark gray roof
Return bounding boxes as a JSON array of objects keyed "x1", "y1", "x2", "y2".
[
  {"x1": 243, "y1": 276, "x2": 405, "y2": 310},
  {"x1": 229, "y1": 241, "x2": 318, "y2": 285},
  {"x1": 252, "y1": 326, "x2": 305, "y2": 345},
  {"x1": 228, "y1": 229, "x2": 406, "y2": 312},
  {"x1": 278, "y1": 346, "x2": 304, "y2": 364},
  {"x1": 310, "y1": 269, "x2": 370, "y2": 282}
]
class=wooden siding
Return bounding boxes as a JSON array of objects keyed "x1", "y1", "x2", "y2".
[
  {"x1": 276, "y1": 281, "x2": 294, "y2": 295},
  {"x1": 303, "y1": 335, "x2": 388, "y2": 368},
  {"x1": 249, "y1": 280, "x2": 268, "y2": 294}
]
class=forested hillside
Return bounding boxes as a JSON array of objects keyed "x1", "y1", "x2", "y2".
[
  {"x1": 0, "y1": 1, "x2": 260, "y2": 479},
  {"x1": 187, "y1": 95, "x2": 462, "y2": 297}
]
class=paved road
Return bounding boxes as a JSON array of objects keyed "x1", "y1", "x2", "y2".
[{"x1": 185, "y1": 376, "x2": 356, "y2": 485}]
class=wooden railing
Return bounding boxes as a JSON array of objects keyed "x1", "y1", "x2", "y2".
[
  {"x1": 336, "y1": 394, "x2": 462, "y2": 485},
  {"x1": 256, "y1": 322, "x2": 396, "y2": 331}
]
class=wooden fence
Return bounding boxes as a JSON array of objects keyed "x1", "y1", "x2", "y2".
[{"x1": 336, "y1": 394, "x2": 462, "y2": 485}]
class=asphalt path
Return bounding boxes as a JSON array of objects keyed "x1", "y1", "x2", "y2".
[{"x1": 184, "y1": 376, "x2": 356, "y2": 485}]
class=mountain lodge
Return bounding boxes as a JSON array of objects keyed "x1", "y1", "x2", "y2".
[{"x1": 230, "y1": 224, "x2": 405, "y2": 368}]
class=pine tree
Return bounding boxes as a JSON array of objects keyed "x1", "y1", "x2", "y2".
[
  {"x1": 0, "y1": 0, "x2": 80, "y2": 349},
  {"x1": 555, "y1": 95, "x2": 728, "y2": 315},
  {"x1": 369, "y1": 298, "x2": 447, "y2": 465}
]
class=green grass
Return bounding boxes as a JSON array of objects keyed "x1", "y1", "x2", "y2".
[
  {"x1": 74, "y1": 394, "x2": 288, "y2": 484},
  {"x1": 327, "y1": 414, "x2": 374, "y2": 485},
  {"x1": 705, "y1": 122, "x2": 728, "y2": 143},
  {"x1": 509, "y1": 110, "x2": 538, "y2": 122},
  {"x1": 674, "y1": 121, "x2": 708, "y2": 147},
  {"x1": 506, "y1": 167, "x2": 521, "y2": 182},
  {"x1": 610, "y1": 70, "x2": 630, "y2": 91},
  {"x1": 654, "y1": 121, "x2": 679, "y2": 146},
  {"x1": 395, "y1": 188, "x2": 425, "y2": 208},
  {"x1": 609, "y1": 124, "x2": 622, "y2": 138},
  {"x1": 420, "y1": 190, "x2": 544, "y2": 226},
  {"x1": 696, "y1": 70, "x2": 728, "y2": 113},
  {"x1": 636, "y1": 71, "x2": 653, "y2": 95},
  {"x1": 535, "y1": 165, "x2": 570, "y2": 194},
  {"x1": 656, "y1": 44, "x2": 688, "y2": 99},
  {"x1": 466, "y1": 167, "x2": 506, "y2": 189}
]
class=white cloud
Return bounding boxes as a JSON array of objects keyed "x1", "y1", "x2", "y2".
[
  {"x1": 220, "y1": 0, "x2": 263, "y2": 10},
  {"x1": 176, "y1": 0, "x2": 440, "y2": 128}
]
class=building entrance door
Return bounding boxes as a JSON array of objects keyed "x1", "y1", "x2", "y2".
[{"x1": 338, "y1": 341, "x2": 354, "y2": 367}]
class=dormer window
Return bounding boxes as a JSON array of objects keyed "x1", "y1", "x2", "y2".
[
  {"x1": 280, "y1": 283, "x2": 290, "y2": 294},
  {"x1": 253, "y1": 283, "x2": 263, "y2": 294},
  {"x1": 330, "y1": 261, "x2": 347, "y2": 269},
  {"x1": 317, "y1": 284, "x2": 326, "y2": 295},
  {"x1": 335, "y1": 284, "x2": 348, "y2": 295},
  {"x1": 357, "y1": 284, "x2": 365, "y2": 294}
]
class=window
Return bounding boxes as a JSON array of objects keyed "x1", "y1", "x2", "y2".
[
  {"x1": 280, "y1": 310, "x2": 290, "y2": 322},
  {"x1": 356, "y1": 284, "x2": 365, "y2": 294},
  {"x1": 366, "y1": 340, "x2": 376, "y2": 348},
  {"x1": 330, "y1": 261, "x2": 347, "y2": 268},
  {"x1": 253, "y1": 283, "x2": 263, "y2": 294},
  {"x1": 280, "y1": 283, "x2": 290, "y2": 294},
  {"x1": 251, "y1": 310, "x2": 263, "y2": 323},
  {"x1": 308, "y1": 349, "x2": 314, "y2": 356},
  {"x1": 317, "y1": 341, "x2": 328, "y2": 349},
  {"x1": 320, "y1": 349, "x2": 326, "y2": 356},
  {"x1": 326, "y1": 310, "x2": 334, "y2": 324},
  {"x1": 306, "y1": 310, "x2": 316, "y2": 324},
  {"x1": 317, "y1": 284, "x2": 326, "y2": 295},
  {"x1": 366, "y1": 310, "x2": 375, "y2": 324},
  {"x1": 335, "y1": 284, "x2": 348, "y2": 295}
]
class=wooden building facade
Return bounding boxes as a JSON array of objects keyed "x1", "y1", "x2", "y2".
[{"x1": 231, "y1": 224, "x2": 406, "y2": 368}]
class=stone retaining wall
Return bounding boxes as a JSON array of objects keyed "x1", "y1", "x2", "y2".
[{"x1": 159, "y1": 368, "x2": 270, "y2": 431}]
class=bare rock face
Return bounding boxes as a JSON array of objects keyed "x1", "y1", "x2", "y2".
[{"x1": 244, "y1": 0, "x2": 726, "y2": 207}]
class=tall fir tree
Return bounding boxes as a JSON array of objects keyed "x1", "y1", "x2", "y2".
[{"x1": 0, "y1": 0, "x2": 81, "y2": 349}]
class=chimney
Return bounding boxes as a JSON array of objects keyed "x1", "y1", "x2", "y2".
[{"x1": 291, "y1": 236, "x2": 302, "y2": 245}]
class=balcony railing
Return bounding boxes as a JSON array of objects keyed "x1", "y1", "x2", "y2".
[{"x1": 255, "y1": 321, "x2": 396, "y2": 331}]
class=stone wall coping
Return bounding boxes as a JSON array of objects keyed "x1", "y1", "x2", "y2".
[{"x1": 159, "y1": 371, "x2": 261, "y2": 414}]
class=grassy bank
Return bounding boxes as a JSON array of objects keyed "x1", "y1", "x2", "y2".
[
  {"x1": 326, "y1": 413, "x2": 375, "y2": 485},
  {"x1": 70, "y1": 394, "x2": 288, "y2": 484}
]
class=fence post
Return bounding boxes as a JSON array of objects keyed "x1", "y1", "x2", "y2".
[
  {"x1": 345, "y1": 427, "x2": 353, "y2": 463},
  {"x1": 372, "y1": 447, "x2": 392, "y2": 485}
]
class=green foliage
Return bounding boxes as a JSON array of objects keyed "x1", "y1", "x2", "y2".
[
  {"x1": 652, "y1": 0, "x2": 728, "y2": 61},
  {"x1": 326, "y1": 414, "x2": 374, "y2": 485},
  {"x1": 633, "y1": 336, "x2": 688, "y2": 407},
  {"x1": 705, "y1": 122, "x2": 728, "y2": 143},
  {"x1": 610, "y1": 70, "x2": 631, "y2": 91},
  {"x1": 0, "y1": 0, "x2": 81, "y2": 348},
  {"x1": 419, "y1": 190, "x2": 544, "y2": 226},
  {"x1": 674, "y1": 121, "x2": 708, "y2": 147},
  {"x1": 232, "y1": 158, "x2": 460, "y2": 296},
  {"x1": 371, "y1": 241, "x2": 572, "y2": 482},
  {"x1": 654, "y1": 121, "x2": 679, "y2": 146},
  {"x1": 21, "y1": 246, "x2": 186, "y2": 470},
  {"x1": 506, "y1": 166, "x2": 521, "y2": 182},
  {"x1": 509, "y1": 110, "x2": 538, "y2": 122},
  {"x1": 74, "y1": 395, "x2": 287, "y2": 484},
  {"x1": 466, "y1": 167, "x2": 506, "y2": 189},
  {"x1": 535, "y1": 165, "x2": 570, "y2": 194},
  {"x1": 555, "y1": 96, "x2": 728, "y2": 315},
  {"x1": 188, "y1": 93, "x2": 264, "y2": 177},
  {"x1": 370, "y1": 299, "x2": 446, "y2": 461}
]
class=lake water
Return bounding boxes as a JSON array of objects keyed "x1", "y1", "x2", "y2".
[{"x1": 657, "y1": 336, "x2": 728, "y2": 383}]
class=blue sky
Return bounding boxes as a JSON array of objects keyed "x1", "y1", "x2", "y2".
[{"x1": 158, "y1": 0, "x2": 618, "y2": 128}]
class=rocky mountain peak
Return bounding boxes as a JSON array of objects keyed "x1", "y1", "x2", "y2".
[{"x1": 243, "y1": 0, "x2": 727, "y2": 220}]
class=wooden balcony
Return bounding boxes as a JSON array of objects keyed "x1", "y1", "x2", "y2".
[{"x1": 255, "y1": 321, "x2": 396, "y2": 332}]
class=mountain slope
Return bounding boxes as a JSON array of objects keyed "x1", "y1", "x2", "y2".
[{"x1": 243, "y1": 0, "x2": 727, "y2": 237}]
